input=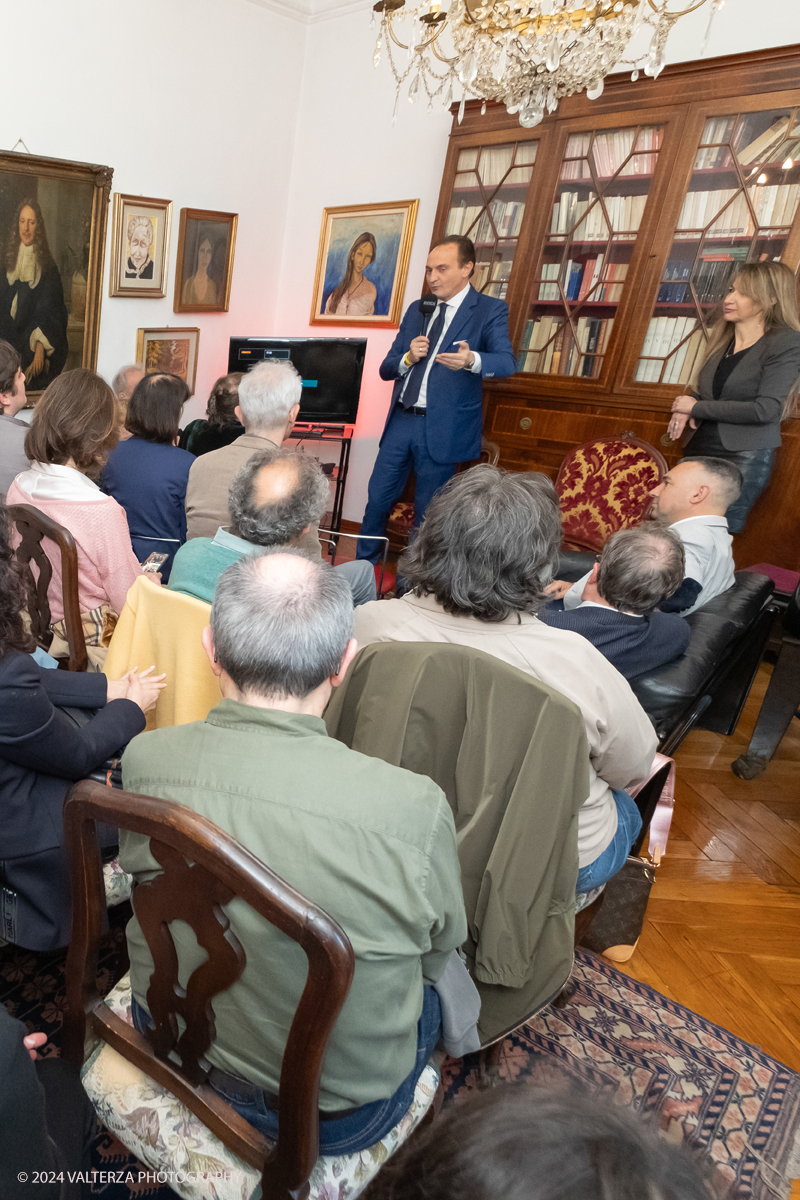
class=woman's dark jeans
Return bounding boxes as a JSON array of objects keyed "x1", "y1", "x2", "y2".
[{"x1": 688, "y1": 448, "x2": 776, "y2": 533}]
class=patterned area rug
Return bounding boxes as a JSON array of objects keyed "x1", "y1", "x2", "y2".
[{"x1": 2, "y1": 915, "x2": 799, "y2": 1200}]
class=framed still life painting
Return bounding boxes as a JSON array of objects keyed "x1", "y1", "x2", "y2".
[
  {"x1": 0, "y1": 148, "x2": 112, "y2": 397},
  {"x1": 109, "y1": 193, "x2": 172, "y2": 298},
  {"x1": 174, "y1": 208, "x2": 237, "y2": 313},
  {"x1": 310, "y1": 199, "x2": 418, "y2": 328},
  {"x1": 136, "y1": 327, "x2": 199, "y2": 395}
]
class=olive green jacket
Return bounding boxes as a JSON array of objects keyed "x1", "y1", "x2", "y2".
[{"x1": 325, "y1": 642, "x2": 590, "y2": 1043}]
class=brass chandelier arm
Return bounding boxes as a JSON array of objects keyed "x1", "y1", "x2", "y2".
[
  {"x1": 384, "y1": 17, "x2": 447, "y2": 55},
  {"x1": 647, "y1": 0, "x2": 711, "y2": 16}
]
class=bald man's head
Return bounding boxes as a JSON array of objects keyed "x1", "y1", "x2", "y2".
[
  {"x1": 211, "y1": 549, "x2": 354, "y2": 700},
  {"x1": 228, "y1": 447, "x2": 330, "y2": 546},
  {"x1": 648, "y1": 457, "x2": 742, "y2": 524}
]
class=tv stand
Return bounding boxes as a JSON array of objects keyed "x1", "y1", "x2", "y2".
[{"x1": 286, "y1": 423, "x2": 355, "y2": 536}]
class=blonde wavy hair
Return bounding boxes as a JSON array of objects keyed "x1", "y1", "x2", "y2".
[{"x1": 692, "y1": 261, "x2": 800, "y2": 417}]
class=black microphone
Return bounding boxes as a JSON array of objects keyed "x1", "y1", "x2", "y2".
[{"x1": 418, "y1": 295, "x2": 437, "y2": 336}]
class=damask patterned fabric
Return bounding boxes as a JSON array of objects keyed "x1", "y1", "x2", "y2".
[
  {"x1": 81, "y1": 974, "x2": 441, "y2": 1200},
  {"x1": 556, "y1": 439, "x2": 665, "y2": 552}
]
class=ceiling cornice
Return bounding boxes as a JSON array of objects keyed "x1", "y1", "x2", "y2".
[{"x1": 244, "y1": 0, "x2": 369, "y2": 24}]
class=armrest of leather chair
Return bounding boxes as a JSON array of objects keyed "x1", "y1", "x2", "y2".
[
  {"x1": 557, "y1": 550, "x2": 595, "y2": 583},
  {"x1": 631, "y1": 572, "x2": 774, "y2": 738}
]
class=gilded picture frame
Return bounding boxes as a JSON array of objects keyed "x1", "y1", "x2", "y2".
[
  {"x1": 310, "y1": 199, "x2": 419, "y2": 328},
  {"x1": 109, "y1": 193, "x2": 172, "y2": 298},
  {"x1": 135, "y1": 327, "x2": 199, "y2": 395},
  {"x1": 0, "y1": 148, "x2": 112, "y2": 399},
  {"x1": 174, "y1": 208, "x2": 237, "y2": 313}
]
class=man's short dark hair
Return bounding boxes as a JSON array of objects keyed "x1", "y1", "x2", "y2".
[
  {"x1": 433, "y1": 236, "x2": 476, "y2": 273},
  {"x1": 0, "y1": 339, "x2": 21, "y2": 395},
  {"x1": 681, "y1": 457, "x2": 743, "y2": 508},
  {"x1": 399, "y1": 464, "x2": 562, "y2": 622},
  {"x1": 597, "y1": 527, "x2": 685, "y2": 616},
  {"x1": 211, "y1": 550, "x2": 353, "y2": 700},
  {"x1": 228, "y1": 447, "x2": 330, "y2": 546},
  {"x1": 125, "y1": 372, "x2": 189, "y2": 443}
]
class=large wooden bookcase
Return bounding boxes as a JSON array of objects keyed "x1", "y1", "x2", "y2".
[{"x1": 431, "y1": 44, "x2": 800, "y2": 571}]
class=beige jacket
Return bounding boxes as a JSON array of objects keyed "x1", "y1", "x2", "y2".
[
  {"x1": 354, "y1": 593, "x2": 658, "y2": 867},
  {"x1": 184, "y1": 433, "x2": 322, "y2": 557}
]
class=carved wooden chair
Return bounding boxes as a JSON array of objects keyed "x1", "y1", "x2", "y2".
[
  {"x1": 62, "y1": 780, "x2": 441, "y2": 1200},
  {"x1": 555, "y1": 433, "x2": 667, "y2": 553},
  {"x1": 386, "y1": 436, "x2": 501, "y2": 555},
  {"x1": 7, "y1": 502, "x2": 88, "y2": 672}
]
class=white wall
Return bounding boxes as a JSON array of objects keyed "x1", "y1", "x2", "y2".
[
  {"x1": 276, "y1": 0, "x2": 800, "y2": 522},
  {"x1": 0, "y1": 0, "x2": 307, "y2": 420}
]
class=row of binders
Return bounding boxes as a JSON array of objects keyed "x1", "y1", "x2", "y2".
[
  {"x1": 519, "y1": 315, "x2": 615, "y2": 377},
  {"x1": 635, "y1": 318, "x2": 706, "y2": 385}
]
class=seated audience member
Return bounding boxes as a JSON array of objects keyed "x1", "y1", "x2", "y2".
[
  {"x1": 541, "y1": 526, "x2": 690, "y2": 678},
  {"x1": 102, "y1": 373, "x2": 194, "y2": 582},
  {"x1": 367, "y1": 1086, "x2": 720, "y2": 1200},
  {"x1": 169, "y1": 447, "x2": 375, "y2": 606},
  {"x1": 111, "y1": 362, "x2": 144, "y2": 443},
  {"x1": 0, "y1": 503, "x2": 164, "y2": 950},
  {"x1": 558, "y1": 458, "x2": 741, "y2": 618},
  {"x1": 6, "y1": 369, "x2": 147, "y2": 668},
  {"x1": 179, "y1": 372, "x2": 245, "y2": 457},
  {"x1": 185, "y1": 360, "x2": 317, "y2": 556},
  {"x1": 354, "y1": 466, "x2": 657, "y2": 894},
  {"x1": 0, "y1": 339, "x2": 30, "y2": 497},
  {"x1": 121, "y1": 551, "x2": 466, "y2": 1151}
]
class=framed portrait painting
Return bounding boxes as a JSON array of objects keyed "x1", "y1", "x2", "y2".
[
  {"x1": 136, "y1": 327, "x2": 199, "y2": 395},
  {"x1": 109, "y1": 193, "x2": 172, "y2": 298},
  {"x1": 174, "y1": 208, "x2": 237, "y2": 313},
  {"x1": 0, "y1": 148, "x2": 112, "y2": 398},
  {"x1": 310, "y1": 199, "x2": 419, "y2": 328}
]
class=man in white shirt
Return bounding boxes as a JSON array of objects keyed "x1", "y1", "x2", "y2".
[
  {"x1": 356, "y1": 237, "x2": 517, "y2": 565},
  {"x1": 0, "y1": 340, "x2": 30, "y2": 497},
  {"x1": 559, "y1": 457, "x2": 741, "y2": 617}
]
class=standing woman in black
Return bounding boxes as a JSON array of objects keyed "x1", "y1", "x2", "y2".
[{"x1": 667, "y1": 261, "x2": 800, "y2": 532}]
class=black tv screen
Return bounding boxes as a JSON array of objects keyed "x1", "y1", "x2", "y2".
[{"x1": 228, "y1": 337, "x2": 366, "y2": 425}]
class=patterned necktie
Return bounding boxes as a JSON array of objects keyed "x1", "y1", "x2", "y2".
[{"x1": 401, "y1": 303, "x2": 447, "y2": 409}]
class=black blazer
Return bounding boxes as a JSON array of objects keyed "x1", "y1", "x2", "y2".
[
  {"x1": 0, "y1": 653, "x2": 145, "y2": 860},
  {"x1": 690, "y1": 327, "x2": 800, "y2": 451}
]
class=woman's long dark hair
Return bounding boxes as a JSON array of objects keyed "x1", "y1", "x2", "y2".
[
  {"x1": 0, "y1": 505, "x2": 35, "y2": 660},
  {"x1": 327, "y1": 232, "x2": 376, "y2": 313},
  {"x1": 5, "y1": 197, "x2": 55, "y2": 274}
]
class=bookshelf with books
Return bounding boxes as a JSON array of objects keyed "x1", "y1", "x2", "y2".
[{"x1": 429, "y1": 47, "x2": 800, "y2": 570}]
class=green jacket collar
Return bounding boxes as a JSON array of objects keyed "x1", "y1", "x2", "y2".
[{"x1": 205, "y1": 698, "x2": 328, "y2": 738}]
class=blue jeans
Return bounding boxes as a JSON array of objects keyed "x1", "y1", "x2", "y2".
[
  {"x1": 576, "y1": 789, "x2": 642, "y2": 893},
  {"x1": 357, "y1": 407, "x2": 456, "y2": 565},
  {"x1": 131, "y1": 985, "x2": 442, "y2": 1155}
]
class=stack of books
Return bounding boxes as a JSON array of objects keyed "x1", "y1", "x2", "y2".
[
  {"x1": 446, "y1": 198, "x2": 526, "y2": 242},
  {"x1": 520, "y1": 315, "x2": 614, "y2": 377},
  {"x1": 634, "y1": 319, "x2": 706, "y2": 385},
  {"x1": 551, "y1": 192, "x2": 647, "y2": 238},
  {"x1": 536, "y1": 258, "x2": 628, "y2": 303},
  {"x1": 676, "y1": 185, "x2": 799, "y2": 234}
]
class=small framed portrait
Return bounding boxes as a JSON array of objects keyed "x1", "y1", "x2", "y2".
[
  {"x1": 174, "y1": 208, "x2": 237, "y2": 313},
  {"x1": 135, "y1": 327, "x2": 199, "y2": 394},
  {"x1": 109, "y1": 194, "x2": 172, "y2": 298},
  {"x1": 310, "y1": 200, "x2": 419, "y2": 328}
]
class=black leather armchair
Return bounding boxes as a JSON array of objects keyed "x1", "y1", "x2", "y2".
[{"x1": 557, "y1": 551, "x2": 775, "y2": 755}]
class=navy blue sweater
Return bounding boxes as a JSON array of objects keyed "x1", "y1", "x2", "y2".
[{"x1": 540, "y1": 604, "x2": 690, "y2": 679}]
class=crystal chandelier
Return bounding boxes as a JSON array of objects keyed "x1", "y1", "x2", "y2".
[{"x1": 371, "y1": 0, "x2": 726, "y2": 127}]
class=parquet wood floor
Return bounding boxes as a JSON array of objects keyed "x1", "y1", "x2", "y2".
[{"x1": 618, "y1": 663, "x2": 800, "y2": 1195}]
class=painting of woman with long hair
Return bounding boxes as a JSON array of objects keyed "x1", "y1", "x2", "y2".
[
  {"x1": 324, "y1": 232, "x2": 377, "y2": 317},
  {"x1": 0, "y1": 198, "x2": 69, "y2": 385}
]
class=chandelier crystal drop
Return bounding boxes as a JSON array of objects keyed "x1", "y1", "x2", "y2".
[{"x1": 371, "y1": 0, "x2": 727, "y2": 127}]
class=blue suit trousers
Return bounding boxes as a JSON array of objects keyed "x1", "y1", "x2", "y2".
[{"x1": 356, "y1": 407, "x2": 456, "y2": 564}]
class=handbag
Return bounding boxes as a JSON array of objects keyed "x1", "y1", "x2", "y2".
[{"x1": 580, "y1": 853, "x2": 658, "y2": 963}]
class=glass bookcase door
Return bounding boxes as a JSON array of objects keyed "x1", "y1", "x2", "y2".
[
  {"x1": 519, "y1": 124, "x2": 664, "y2": 378},
  {"x1": 445, "y1": 141, "x2": 538, "y2": 299},
  {"x1": 634, "y1": 106, "x2": 800, "y2": 386}
]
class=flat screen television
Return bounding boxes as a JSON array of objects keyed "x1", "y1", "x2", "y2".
[{"x1": 228, "y1": 337, "x2": 366, "y2": 426}]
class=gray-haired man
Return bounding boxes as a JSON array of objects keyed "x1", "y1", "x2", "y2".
[
  {"x1": 120, "y1": 550, "x2": 466, "y2": 1153},
  {"x1": 169, "y1": 446, "x2": 376, "y2": 606}
]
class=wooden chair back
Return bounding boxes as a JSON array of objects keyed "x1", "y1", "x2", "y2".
[
  {"x1": 555, "y1": 433, "x2": 668, "y2": 553},
  {"x1": 62, "y1": 779, "x2": 355, "y2": 1200},
  {"x1": 7, "y1": 502, "x2": 88, "y2": 672}
]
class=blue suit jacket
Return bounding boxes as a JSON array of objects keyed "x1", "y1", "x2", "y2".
[{"x1": 379, "y1": 286, "x2": 517, "y2": 465}]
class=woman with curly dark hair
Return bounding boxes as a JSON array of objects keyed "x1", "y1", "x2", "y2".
[
  {"x1": 0, "y1": 198, "x2": 69, "y2": 386},
  {"x1": 179, "y1": 371, "x2": 245, "y2": 457},
  {"x1": 0, "y1": 502, "x2": 165, "y2": 950}
]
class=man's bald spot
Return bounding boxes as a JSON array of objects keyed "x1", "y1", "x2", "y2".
[{"x1": 252, "y1": 458, "x2": 304, "y2": 508}]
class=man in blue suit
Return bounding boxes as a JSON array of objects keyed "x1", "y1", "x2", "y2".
[{"x1": 357, "y1": 236, "x2": 517, "y2": 564}]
